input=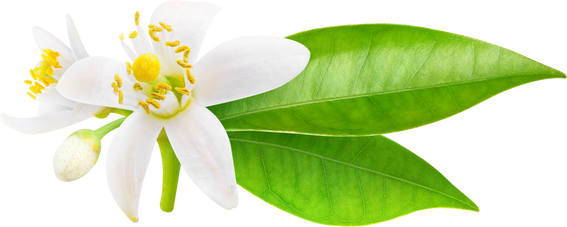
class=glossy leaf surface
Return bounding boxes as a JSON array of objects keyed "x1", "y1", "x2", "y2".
[
  {"x1": 230, "y1": 131, "x2": 478, "y2": 226},
  {"x1": 210, "y1": 24, "x2": 565, "y2": 135}
]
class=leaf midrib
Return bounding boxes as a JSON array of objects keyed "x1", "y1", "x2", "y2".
[
  {"x1": 218, "y1": 73, "x2": 558, "y2": 121},
  {"x1": 230, "y1": 137, "x2": 477, "y2": 210}
]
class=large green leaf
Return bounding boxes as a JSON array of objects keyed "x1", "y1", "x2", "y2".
[
  {"x1": 230, "y1": 131, "x2": 478, "y2": 226},
  {"x1": 210, "y1": 24, "x2": 565, "y2": 135}
]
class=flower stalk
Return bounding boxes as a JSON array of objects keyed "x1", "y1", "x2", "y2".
[{"x1": 157, "y1": 129, "x2": 181, "y2": 212}]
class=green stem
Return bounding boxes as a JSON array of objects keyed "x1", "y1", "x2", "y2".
[
  {"x1": 94, "y1": 117, "x2": 127, "y2": 138},
  {"x1": 156, "y1": 129, "x2": 181, "y2": 212},
  {"x1": 111, "y1": 108, "x2": 133, "y2": 117}
]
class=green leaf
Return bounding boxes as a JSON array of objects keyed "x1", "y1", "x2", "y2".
[
  {"x1": 230, "y1": 131, "x2": 478, "y2": 226},
  {"x1": 210, "y1": 24, "x2": 565, "y2": 135}
]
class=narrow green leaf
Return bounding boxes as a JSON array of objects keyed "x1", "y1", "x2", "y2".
[
  {"x1": 230, "y1": 131, "x2": 478, "y2": 226},
  {"x1": 210, "y1": 24, "x2": 565, "y2": 135}
]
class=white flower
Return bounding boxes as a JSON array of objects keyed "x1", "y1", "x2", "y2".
[
  {"x1": 0, "y1": 15, "x2": 104, "y2": 134},
  {"x1": 56, "y1": 1, "x2": 310, "y2": 222},
  {"x1": 53, "y1": 129, "x2": 101, "y2": 182}
]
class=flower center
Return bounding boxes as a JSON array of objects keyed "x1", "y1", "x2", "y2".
[
  {"x1": 111, "y1": 11, "x2": 198, "y2": 118},
  {"x1": 25, "y1": 49, "x2": 61, "y2": 100}
]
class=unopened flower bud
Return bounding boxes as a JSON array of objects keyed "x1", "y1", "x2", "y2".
[{"x1": 53, "y1": 129, "x2": 101, "y2": 182}]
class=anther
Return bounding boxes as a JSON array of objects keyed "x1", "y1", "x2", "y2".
[
  {"x1": 159, "y1": 22, "x2": 172, "y2": 32},
  {"x1": 29, "y1": 69, "x2": 38, "y2": 80},
  {"x1": 129, "y1": 31, "x2": 138, "y2": 39},
  {"x1": 156, "y1": 83, "x2": 171, "y2": 91},
  {"x1": 114, "y1": 74, "x2": 123, "y2": 88},
  {"x1": 149, "y1": 29, "x2": 160, "y2": 42},
  {"x1": 150, "y1": 92, "x2": 166, "y2": 100},
  {"x1": 186, "y1": 68, "x2": 195, "y2": 84},
  {"x1": 111, "y1": 82, "x2": 119, "y2": 93},
  {"x1": 133, "y1": 83, "x2": 143, "y2": 91},
  {"x1": 34, "y1": 82, "x2": 45, "y2": 90},
  {"x1": 24, "y1": 80, "x2": 32, "y2": 85},
  {"x1": 138, "y1": 101, "x2": 150, "y2": 114},
  {"x1": 24, "y1": 90, "x2": 37, "y2": 102},
  {"x1": 118, "y1": 90, "x2": 124, "y2": 104},
  {"x1": 116, "y1": 30, "x2": 128, "y2": 41},
  {"x1": 126, "y1": 62, "x2": 132, "y2": 75},
  {"x1": 44, "y1": 77, "x2": 56, "y2": 85},
  {"x1": 176, "y1": 60, "x2": 193, "y2": 68},
  {"x1": 165, "y1": 40, "x2": 180, "y2": 47},
  {"x1": 148, "y1": 25, "x2": 163, "y2": 32},
  {"x1": 131, "y1": 8, "x2": 144, "y2": 26},
  {"x1": 175, "y1": 46, "x2": 189, "y2": 53},
  {"x1": 174, "y1": 87, "x2": 191, "y2": 96},
  {"x1": 183, "y1": 51, "x2": 191, "y2": 63},
  {"x1": 146, "y1": 99, "x2": 161, "y2": 109}
]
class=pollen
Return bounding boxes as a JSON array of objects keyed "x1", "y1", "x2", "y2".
[
  {"x1": 133, "y1": 83, "x2": 143, "y2": 91},
  {"x1": 131, "y1": 8, "x2": 144, "y2": 26},
  {"x1": 156, "y1": 83, "x2": 171, "y2": 91},
  {"x1": 165, "y1": 40, "x2": 180, "y2": 47},
  {"x1": 24, "y1": 90, "x2": 37, "y2": 102},
  {"x1": 175, "y1": 46, "x2": 189, "y2": 53},
  {"x1": 128, "y1": 31, "x2": 138, "y2": 39},
  {"x1": 148, "y1": 25, "x2": 163, "y2": 32},
  {"x1": 118, "y1": 90, "x2": 124, "y2": 104},
  {"x1": 146, "y1": 99, "x2": 161, "y2": 109},
  {"x1": 174, "y1": 87, "x2": 191, "y2": 96},
  {"x1": 116, "y1": 30, "x2": 128, "y2": 41},
  {"x1": 176, "y1": 60, "x2": 192, "y2": 68},
  {"x1": 114, "y1": 74, "x2": 123, "y2": 88},
  {"x1": 159, "y1": 22, "x2": 172, "y2": 32},
  {"x1": 183, "y1": 50, "x2": 190, "y2": 63},
  {"x1": 24, "y1": 80, "x2": 32, "y2": 85},
  {"x1": 132, "y1": 53, "x2": 160, "y2": 82},
  {"x1": 186, "y1": 68, "x2": 195, "y2": 84},
  {"x1": 111, "y1": 82, "x2": 119, "y2": 93},
  {"x1": 150, "y1": 92, "x2": 166, "y2": 100},
  {"x1": 138, "y1": 101, "x2": 150, "y2": 114},
  {"x1": 126, "y1": 62, "x2": 132, "y2": 75},
  {"x1": 149, "y1": 29, "x2": 160, "y2": 42}
]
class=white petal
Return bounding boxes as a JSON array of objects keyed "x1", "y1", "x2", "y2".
[
  {"x1": 65, "y1": 15, "x2": 89, "y2": 60},
  {"x1": 36, "y1": 88, "x2": 78, "y2": 108},
  {"x1": 0, "y1": 103, "x2": 100, "y2": 137},
  {"x1": 57, "y1": 56, "x2": 137, "y2": 110},
  {"x1": 120, "y1": 41, "x2": 137, "y2": 62},
  {"x1": 150, "y1": 1, "x2": 219, "y2": 64},
  {"x1": 192, "y1": 36, "x2": 310, "y2": 106},
  {"x1": 106, "y1": 111, "x2": 165, "y2": 222},
  {"x1": 164, "y1": 100, "x2": 238, "y2": 209},
  {"x1": 32, "y1": 26, "x2": 75, "y2": 64}
]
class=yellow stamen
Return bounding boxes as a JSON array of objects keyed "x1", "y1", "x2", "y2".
[
  {"x1": 44, "y1": 77, "x2": 56, "y2": 85},
  {"x1": 176, "y1": 60, "x2": 192, "y2": 68},
  {"x1": 24, "y1": 80, "x2": 32, "y2": 85},
  {"x1": 148, "y1": 25, "x2": 163, "y2": 32},
  {"x1": 132, "y1": 53, "x2": 160, "y2": 82},
  {"x1": 174, "y1": 87, "x2": 191, "y2": 96},
  {"x1": 118, "y1": 90, "x2": 124, "y2": 104},
  {"x1": 138, "y1": 101, "x2": 150, "y2": 114},
  {"x1": 126, "y1": 62, "x2": 132, "y2": 75},
  {"x1": 165, "y1": 40, "x2": 180, "y2": 47},
  {"x1": 131, "y1": 8, "x2": 144, "y2": 26},
  {"x1": 146, "y1": 99, "x2": 161, "y2": 109},
  {"x1": 129, "y1": 31, "x2": 138, "y2": 39},
  {"x1": 116, "y1": 30, "x2": 128, "y2": 41},
  {"x1": 175, "y1": 46, "x2": 189, "y2": 53},
  {"x1": 29, "y1": 86, "x2": 41, "y2": 94},
  {"x1": 114, "y1": 74, "x2": 123, "y2": 88},
  {"x1": 151, "y1": 92, "x2": 166, "y2": 100},
  {"x1": 156, "y1": 83, "x2": 171, "y2": 91},
  {"x1": 159, "y1": 22, "x2": 172, "y2": 32},
  {"x1": 24, "y1": 90, "x2": 37, "y2": 102},
  {"x1": 183, "y1": 50, "x2": 190, "y2": 63},
  {"x1": 46, "y1": 65, "x2": 54, "y2": 76},
  {"x1": 34, "y1": 82, "x2": 45, "y2": 90},
  {"x1": 186, "y1": 68, "x2": 195, "y2": 84},
  {"x1": 111, "y1": 82, "x2": 119, "y2": 93},
  {"x1": 149, "y1": 29, "x2": 160, "y2": 42},
  {"x1": 29, "y1": 69, "x2": 38, "y2": 80},
  {"x1": 133, "y1": 83, "x2": 143, "y2": 91}
]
